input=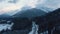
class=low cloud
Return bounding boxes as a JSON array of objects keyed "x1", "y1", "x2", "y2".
[{"x1": 0, "y1": 0, "x2": 60, "y2": 15}]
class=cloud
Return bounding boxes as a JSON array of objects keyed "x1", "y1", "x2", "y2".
[
  {"x1": 0, "y1": 0, "x2": 39, "y2": 15},
  {"x1": 36, "y1": 0, "x2": 60, "y2": 12},
  {"x1": 43, "y1": 0, "x2": 60, "y2": 9},
  {"x1": 0, "y1": 0, "x2": 42, "y2": 10},
  {"x1": 0, "y1": 0, "x2": 60, "y2": 15},
  {"x1": 8, "y1": 0, "x2": 18, "y2": 3},
  {"x1": 0, "y1": 0, "x2": 5, "y2": 2}
]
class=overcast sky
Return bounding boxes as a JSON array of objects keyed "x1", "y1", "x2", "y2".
[{"x1": 0, "y1": 0, "x2": 60, "y2": 15}]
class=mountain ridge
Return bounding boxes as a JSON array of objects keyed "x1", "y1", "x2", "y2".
[{"x1": 13, "y1": 8, "x2": 47, "y2": 18}]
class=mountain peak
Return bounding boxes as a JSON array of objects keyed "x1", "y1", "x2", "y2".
[{"x1": 13, "y1": 8, "x2": 47, "y2": 18}]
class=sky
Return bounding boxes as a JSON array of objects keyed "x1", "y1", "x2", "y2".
[{"x1": 0, "y1": 0, "x2": 60, "y2": 15}]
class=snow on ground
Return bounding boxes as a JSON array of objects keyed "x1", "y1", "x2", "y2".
[
  {"x1": 29, "y1": 21, "x2": 48, "y2": 34},
  {"x1": 0, "y1": 22, "x2": 14, "y2": 32},
  {"x1": 0, "y1": 21, "x2": 48, "y2": 34},
  {"x1": 29, "y1": 21, "x2": 38, "y2": 34}
]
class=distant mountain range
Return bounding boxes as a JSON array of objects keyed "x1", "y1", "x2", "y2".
[
  {"x1": 0, "y1": 8, "x2": 47, "y2": 19},
  {"x1": 0, "y1": 8, "x2": 59, "y2": 19},
  {"x1": 13, "y1": 8, "x2": 47, "y2": 18},
  {"x1": 0, "y1": 14, "x2": 12, "y2": 19}
]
